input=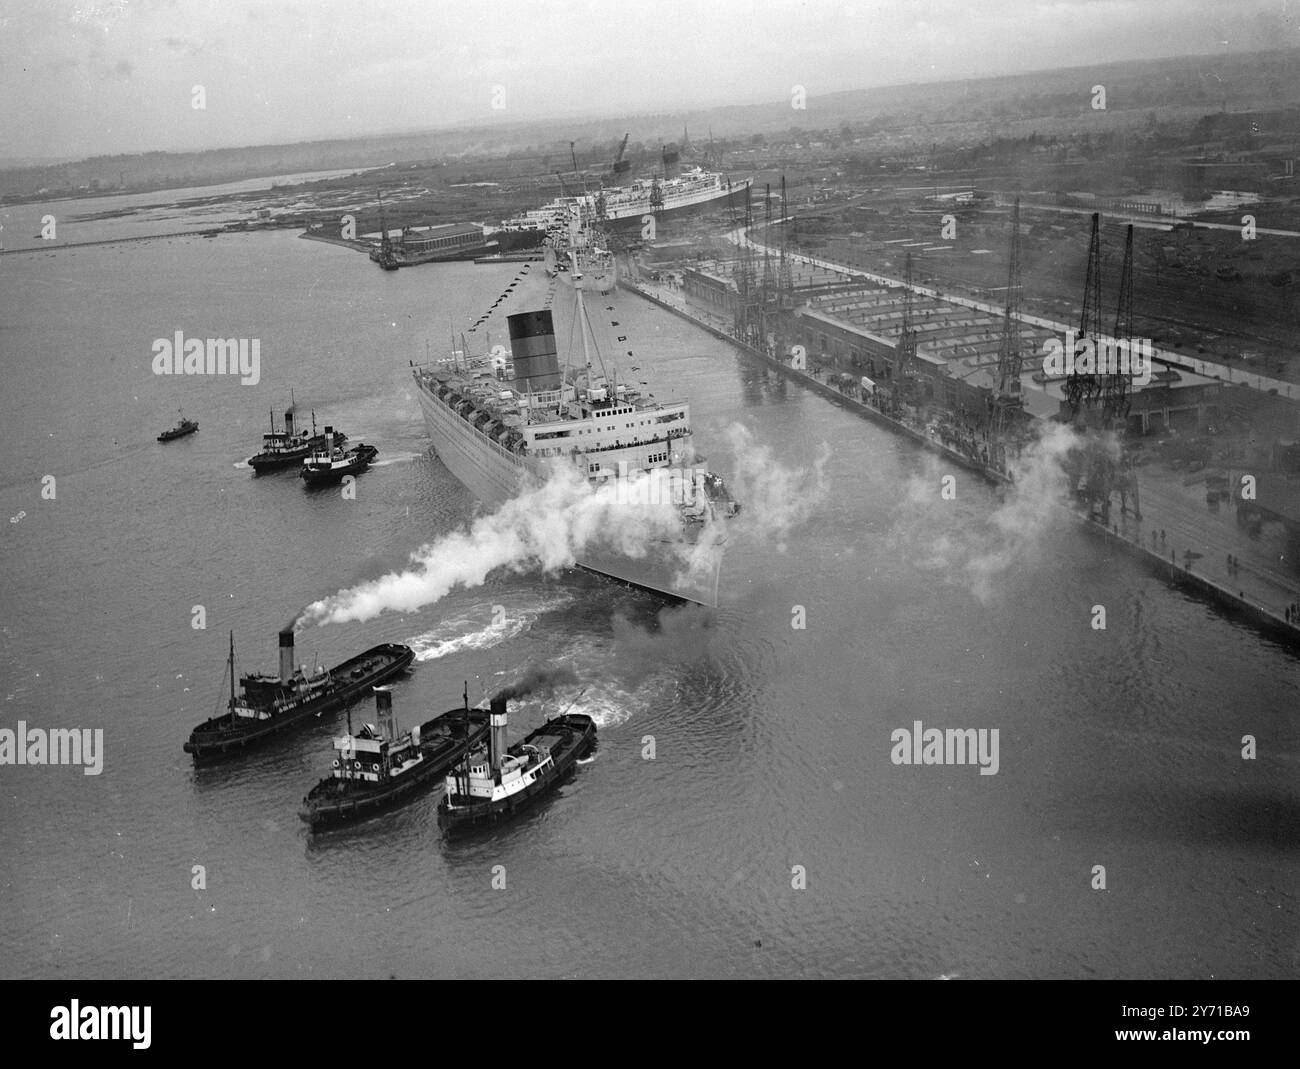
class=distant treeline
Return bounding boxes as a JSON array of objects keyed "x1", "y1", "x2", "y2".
[{"x1": 5, "y1": 47, "x2": 1298, "y2": 202}]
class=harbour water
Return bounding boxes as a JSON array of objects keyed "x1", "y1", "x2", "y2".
[{"x1": 0, "y1": 211, "x2": 1296, "y2": 978}]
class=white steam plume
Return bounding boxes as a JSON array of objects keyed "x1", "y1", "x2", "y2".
[
  {"x1": 964, "y1": 421, "x2": 1087, "y2": 602},
  {"x1": 300, "y1": 422, "x2": 829, "y2": 628},
  {"x1": 720, "y1": 424, "x2": 831, "y2": 553},
  {"x1": 892, "y1": 421, "x2": 1085, "y2": 603},
  {"x1": 301, "y1": 462, "x2": 695, "y2": 628}
]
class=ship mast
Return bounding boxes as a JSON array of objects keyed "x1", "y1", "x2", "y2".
[
  {"x1": 459, "y1": 681, "x2": 470, "y2": 800},
  {"x1": 227, "y1": 631, "x2": 236, "y2": 723},
  {"x1": 571, "y1": 250, "x2": 610, "y2": 386}
]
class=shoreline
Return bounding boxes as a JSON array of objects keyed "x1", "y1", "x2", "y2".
[{"x1": 624, "y1": 276, "x2": 1300, "y2": 656}]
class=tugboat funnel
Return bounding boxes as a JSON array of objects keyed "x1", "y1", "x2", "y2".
[
  {"x1": 375, "y1": 686, "x2": 396, "y2": 740},
  {"x1": 278, "y1": 628, "x2": 294, "y2": 684},
  {"x1": 284, "y1": 409, "x2": 295, "y2": 436},
  {"x1": 489, "y1": 695, "x2": 509, "y2": 771}
]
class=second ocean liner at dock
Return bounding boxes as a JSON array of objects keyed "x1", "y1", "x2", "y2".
[{"x1": 412, "y1": 256, "x2": 737, "y2": 606}]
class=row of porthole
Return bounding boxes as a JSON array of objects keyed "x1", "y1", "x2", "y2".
[{"x1": 334, "y1": 757, "x2": 382, "y2": 774}]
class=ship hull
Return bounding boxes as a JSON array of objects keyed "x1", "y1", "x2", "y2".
[
  {"x1": 414, "y1": 382, "x2": 722, "y2": 605},
  {"x1": 183, "y1": 643, "x2": 415, "y2": 760},
  {"x1": 158, "y1": 424, "x2": 197, "y2": 442},
  {"x1": 437, "y1": 714, "x2": 596, "y2": 831}
]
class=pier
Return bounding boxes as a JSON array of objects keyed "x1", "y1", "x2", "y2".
[
  {"x1": 0, "y1": 230, "x2": 219, "y2": 254},
  {"x1": 625, "y1": 272, "x2": 1300, "y2": 654}
]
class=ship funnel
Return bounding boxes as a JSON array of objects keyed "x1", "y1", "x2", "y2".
[
  {"x1": 375, "y1": 686, "x2": 397, "y2": 741},
  {"x1": 489, "y1": 695, "x2": 509, "y2": 771},
  {"x1": 507, "y1": 310, "x2": 562, "y2": 394},
  {"x1": 662, "y1": 143, "x2": 680, "y2": 179},
  {"x1": 278, "y1": 628, "x2": 294, "y2": 684},
  {"x1": 284, "y1": 409, "x2": 295, "y2": 436}
]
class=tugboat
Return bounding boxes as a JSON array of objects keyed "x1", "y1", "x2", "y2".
[
  {"x1": 437, "y1": 688, "x2": 596, "y2": 831},
  {"x1": 157, "y1": 409, "x2": 198, "y2": 442},
  {"x1": 299, "y1": 429, "x2": 379, "y2": 486},
  {"x1": 183, "y1": 628, "x2": 415, "y2": 760},
  {"x1": 299, "y1": 684, "x2": 490, "y2": 830},
  {"x1": 248, "y1": 403, "x2": 347, "y2": 472}
]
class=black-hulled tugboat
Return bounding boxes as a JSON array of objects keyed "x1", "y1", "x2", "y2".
[
  {"x1": 300, "y1": 429, "x2": 379, "y2": 486},
  {"x1": 247, "y1": 404, "x2": 347, "y2": 472},
  {"x1": 437, "y1": 683, "x2": 595, "y2": 832},
  {"x1": 157, "y1": 409, "x2": 198, "y2": 441},
  {"x1": 183, "y1": 628, "x2": 415, "y2": 760},
  {"x1": 299, "y1": 684, "x2": 489, "y2": 830}
]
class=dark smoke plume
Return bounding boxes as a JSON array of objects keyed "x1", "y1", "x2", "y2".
[{"x1": 492, "y1": 664, "x2": 579, "y2": 704}]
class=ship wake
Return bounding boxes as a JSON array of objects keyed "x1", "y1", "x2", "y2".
[{"x1": 406, "y1": 593, "x2": 574, "y2": 662}]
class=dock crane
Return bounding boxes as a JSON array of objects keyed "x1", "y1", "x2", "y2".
[
  {"x1": 1063, "y1": 212, "x2": 1104, "y2": 416},
  {"x1": 1063, "y1": 214, "x2": 1140, "y2": 524},
  {"x1": 894, "y1": 252, "x2": 918, "y2": 388},
  {"x1": 611, "y1": 133, "x2": 631, "y2": 178},
  {"x1": 989, "y1": 198, "x2": 1025, "y2": 452}
]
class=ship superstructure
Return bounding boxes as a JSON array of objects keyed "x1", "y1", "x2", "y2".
[
  {"x1": 437, "y1": 691, "x2": 595, "y2": 830},
  {"x1": 299, "y1": 429, "x2": 378, "y2": 486},
  {"x1": 411, "y1": 254, "x2": 736, "y2": 605},
  {"x1": 299, "y1": 684, "x2": 490, "y2": 829},
  {"x1": 543, "y1": 206, "x2": 617, "y2": 293},
  {"x1": 248, "y1": 404, "x2": 346, "y2": 472}
]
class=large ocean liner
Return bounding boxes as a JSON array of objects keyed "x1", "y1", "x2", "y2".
[
  {"x1": 503, "y1": 167, "x2": 752, "y2": 238},
  {"x1": 411, "y1": 259, "x2": 737, "y2": 606}
]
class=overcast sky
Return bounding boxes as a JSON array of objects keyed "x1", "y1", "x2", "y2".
[{"x1": 2, "y1": 0, "x2": 1296, "y2": 160}]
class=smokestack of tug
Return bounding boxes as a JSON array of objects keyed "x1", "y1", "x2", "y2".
[
  {"x1": 284, "y1": 408, "x2": 295, "y2": 436},
  {"x1": 375, "y1": 686, "x2": 396, "y2": 741},
  {"x1": 278, "y1": 628, "x2": 294, "y2": 684},
  {"x1": 507, "y1": 310, "x2": 562, "y2": 394},
  {"x1": 489, "y1": 695, "x2": 509, "y2": 771}
]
